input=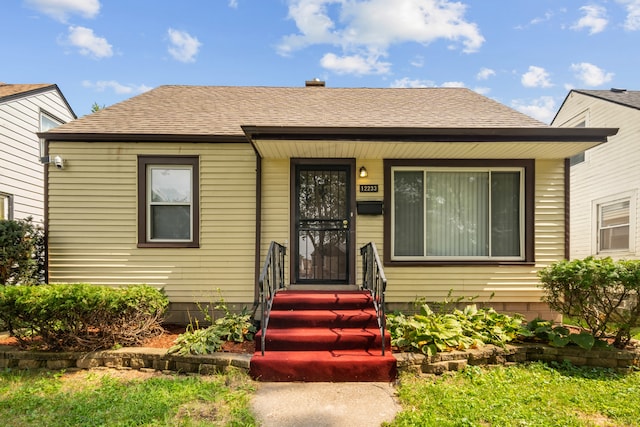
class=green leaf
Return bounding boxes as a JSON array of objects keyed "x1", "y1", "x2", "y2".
[
  {"x1": 550, "y1": 335, "x2": 571, "y2": 347},
  {"x1": 570, "y1": 332, "x2": 595, "y2": 350}
]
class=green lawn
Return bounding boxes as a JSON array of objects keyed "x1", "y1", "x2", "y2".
[
  {"x1": 388, "y1": 361, "x2": 640, "y2": 427},
  {"x1": 0, "y1": 367, "x2": 255, "y2": 426},
  {"x1": 3, "y1": 362, "x2": 639, "y2": 426}
]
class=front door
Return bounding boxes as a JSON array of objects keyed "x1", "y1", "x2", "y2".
[{"x1": 293, "y1": 161, "x2": 354, "y2": 284}]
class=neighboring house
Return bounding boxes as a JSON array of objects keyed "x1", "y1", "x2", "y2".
[
  {"x1": 552, "y1": 89, "x2": 639, "y2": 260},
  {"x1": 40, "y1": 82, "x2": 616, "y2": 323},
  {"x1": 0, "y1": 83, "x2": 76, "y2": 222}
]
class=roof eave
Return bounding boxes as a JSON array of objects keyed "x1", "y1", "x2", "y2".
[
  {"x1": 242, "y1": 125, "x2": 618, "y2": 143},
  {"x1": 38, "y1": 132, "x2": 248, "y2": 143}
]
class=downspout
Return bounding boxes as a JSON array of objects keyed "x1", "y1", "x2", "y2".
[
  {"x1": 252, "y1": 145, "x2": 263, "y2": 314},
  {"x1": 564, "y1": 158, "x2": 570, "y2": 261},
  {"x1": 43, "y1": 138, "x2": 50, "y2": 284}
]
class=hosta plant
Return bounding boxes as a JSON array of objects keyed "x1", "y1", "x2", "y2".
[
  {"x1": 168, "y1": 294, "x2": 256, "y2": 356},
  {"x1": 387, "y1": 303, "x2": 526, "y2": 356}
]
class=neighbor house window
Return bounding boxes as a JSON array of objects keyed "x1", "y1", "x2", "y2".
[
  {"x1": 0, "y1": 193, "x2": 13, "y2": 220},
  {"x1": 597, "y1": 199, "x2": 630, "y2": 252},
  {"x1": 39, "y1": 111, "x2": 63, "y2": 160},
  {"x1": 137, "y1": 156, "x2": 199, "y2": 248},
  {"x1": 568, "y1": 120, "x2": 586, "y2": 166},
  {"x1": 387, "y1": 160, "x2": 533, "y2": 263}
]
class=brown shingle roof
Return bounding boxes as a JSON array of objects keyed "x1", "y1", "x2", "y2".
[
  {"x1": 573, "y1": 89, "x2": 640, "y2": 111},
  {"x1": 0, "y1": 83, "x2": 55, "y2": 100},
  {"x1": 45, "y1": 85, "x2": 548, "y2": 138}
]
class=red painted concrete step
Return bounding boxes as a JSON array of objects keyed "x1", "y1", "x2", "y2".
[
  {"x1": 250, "y1": 350, "x2": 397, "y2": 382},
  {"x1": 250, "y1": 290, "x2": 397, "y2": 382},
  {"x1": 255, "y1": 327, "x2": 390, "y2": 351},
  {"x1": 271, "y1": 291, "x2": 375, "y2": 310},
  {"x1": 267, "y1": 308, "x2": 379, "y2": 328}
]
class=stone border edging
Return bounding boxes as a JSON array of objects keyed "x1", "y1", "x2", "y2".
[
  {"x1": 395, "y1": 343, "x2": 640, "y2": 375},
  {"x1": 0, "y1": 345, "x2": 252, "y2": 374},
  {"x1": 1, "y1": 343, "x2": 639, "y2": 376}
]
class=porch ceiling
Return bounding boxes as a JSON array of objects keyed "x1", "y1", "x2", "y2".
[
  {"x1": 250, "y1": 139, "x2": 602, "y2": 159},
  {"x1": 243, "y1": 126, "x2": 617, "y2": 160}
]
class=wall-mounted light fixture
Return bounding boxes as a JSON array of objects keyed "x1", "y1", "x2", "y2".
[
  {"x1": 41, "y1": 155, "x2": 65, "y2": 169},
  {"x1": 359, "y1": 166, "x2": 368, "y2": 178}
]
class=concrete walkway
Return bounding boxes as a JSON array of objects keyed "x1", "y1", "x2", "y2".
[{"x1": 251, "y1": 382, "x2": 400, "y2": 427}]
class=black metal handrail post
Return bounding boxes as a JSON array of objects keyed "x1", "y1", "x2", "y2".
[
  {"x1": 258, "y1": 241, "x2": 286, "y2": 356},
  {"x1": 360, "y1": 242, "x2": 387, "y2": 355}
]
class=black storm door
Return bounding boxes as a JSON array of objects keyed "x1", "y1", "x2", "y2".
[{"x1": 294, "y1": 165, "x2": 351, "y2": 284}]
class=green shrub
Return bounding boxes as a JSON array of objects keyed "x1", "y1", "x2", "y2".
[
  {"x1": 0, "y1": 218, "x2": 45, "y2": 286},
  {"x1": 523, "y1": 318, "x2": 605, "y2": 350},
  {"x1": 168, "y1": 295, "x2": 256, "y2": 356},
  {"x1": 387, "y1": 302, "x2": 526, "y2": 356},
  {"x1": 0, "y1": 283, "x2": 168, "y2": 351},
  {"x1": 539, "y1": 257, "x2": 640, "y2": 348}
]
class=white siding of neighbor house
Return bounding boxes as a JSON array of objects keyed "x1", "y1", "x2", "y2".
[
  {"x1": 0, "y1": 88, "x2": 74, "y2": 223},
  {"x1": 554, "y1": 92, "x2": 640, "y2": 260},
  {"x1": 260, "y1": 158, "x2": 564, "y2": 309},
  {"x1": 47, "y1": 142, "x2": 258, "y2": 305}
]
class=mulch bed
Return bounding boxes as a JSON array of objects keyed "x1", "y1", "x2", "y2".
[{"x1": 0, "y1": 324, "x2": 256, "y2": 354}]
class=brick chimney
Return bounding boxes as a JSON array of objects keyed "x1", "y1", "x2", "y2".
[{"x1": 305, "y1": 78, "x2": 325, "y2": 87}]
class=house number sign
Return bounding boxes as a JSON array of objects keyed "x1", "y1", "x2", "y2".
[{"x1": 359, "y1": 184, "x2": 379, "y2": 193}]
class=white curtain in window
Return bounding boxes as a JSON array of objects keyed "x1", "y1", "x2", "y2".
[
  {"x1": 393, "y1": 171, "x2": 424, "y2": 256},
  {"x1": 426, "y1": 172, "x2": 488, "y2": 257},
  {"x1": 491, "y1": 172, "x2": 521, "y2": 257}
]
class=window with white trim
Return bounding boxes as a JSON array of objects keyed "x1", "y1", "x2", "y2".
[
  {"x1": 597, "y1": 199, "x2": 630, "y2": 252},
  {"x1": 0, "y1": 193, "x2": 13, "y2": 220},
  {"x1": 138, "y1": 156, "x2": 199, "y2": 248},
  {"x1": 39, "y1": 111, "x2": 63, "y2": 159},
  {"x1": 390, "y1": 165, "x2": 527, "y2": 261},
  {"x1": 569, "y1": 120, "x2": 587, "y2": 166}
]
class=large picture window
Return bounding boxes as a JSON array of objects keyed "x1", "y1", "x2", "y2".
[
  {"x1": 386, "y1": 160, "x2": 533, "y2": 264},
  {"x1": 138, "y1": 156, "x2": 199, "y2": 248}
]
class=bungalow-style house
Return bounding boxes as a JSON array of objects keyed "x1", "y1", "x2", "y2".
[
  {"x1": 552, "y1": 89, "x2": 639, "y2": 260},
  {"x1": 0, "y1": 83, "x2": 76, "y2": 222},
  {"x1": 40, "y1": 82, "x2": 617, "y2": 325}
]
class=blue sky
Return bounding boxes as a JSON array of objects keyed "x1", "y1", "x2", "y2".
[{"x1": 2, "y1": 0, "x2": 639, "y2": 121}]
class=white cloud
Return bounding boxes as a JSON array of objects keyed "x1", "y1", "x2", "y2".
[
  {"x1": 167, "y1": 28, "x2": 202, "y2": 63},
  {"x1": 571, "y1": 5, "x2": 608, "y2": 34},
  {"x1": 473, "y1": 86, "x2": 490, "y2": 95},
  {"x1": 617, "y1": 0, "x2": 640, "y2": 30},
  {"x1": 521, "y1": 65, "x2": 553, "y2": 88},
  {"x1": 25, "y1": 0, "x2": 100, "y2": 22},
  {"x1": 410, "y1": 55, "x2": 425, "y2": 68},
  {"x1": 82, "y1": 80, "x2": 152, "y2": 95},
  {"x1": 571, "y1": 62, "x2": 614, "y2": 86},
  {"x1": 476, "y1": 67, "x2": 495, "y2": 80},
  {"x1": 67, "y1": 26, "x2": 112, "y2": 58},
  {"x1": 229, "y1": 0, "x2": 239, "y2": 7},
  {"x1": 511, "y1": 96, "x2": 556, "y2": 124},
  {"x1": 278, "y1": 0, "x2": 484, "y2": 75},
  {"x1": 390, "y1": 78, "x2": 435, "y2": 88},
  {"x1": 320, "y1": 52, "x2": 390, "y2": 75},
  {"x1": 441, "y1": 81, "x2": 465, "y2": 88},
  {"x1": 530, "y1": 11, "x2": 554, "y2": 26}
]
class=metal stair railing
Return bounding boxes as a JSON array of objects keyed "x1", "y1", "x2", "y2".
[
  {"x1": 258, "y1": 241, "x2": 286, "y2": 356},
  {"x1": 360, "y1": 242, "x2": 388, "y2": 356}
]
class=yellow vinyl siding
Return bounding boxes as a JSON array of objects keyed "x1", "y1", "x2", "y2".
[
  {"x1": 47, "y1": 142, "x2": 257, "y2": 303},
  {"x1": 256, "y1": 158, "x2": 563, "y2": 304},
  {"x1": 354, "y1": 160, "x2": 385, "y2": 282},
  {"x1": 380, "y1": 159, "x2": 564, "y2": 304},
  {"x1": 259, "y1": 158, "x2": 291, "y2": 283}
]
